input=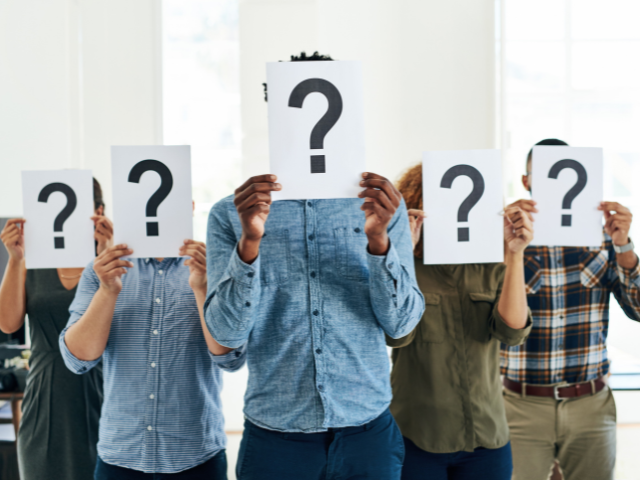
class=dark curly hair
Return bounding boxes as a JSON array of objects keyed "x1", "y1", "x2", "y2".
[{"x1": 262, "y1": 51, "x2": 335, "y2": 102}]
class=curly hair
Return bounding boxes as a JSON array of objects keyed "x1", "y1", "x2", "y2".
[
  {"x1": 396, "y1": 162, "x2": 423, "y2": 257},
  {"x1": 262, "y1": 51, "x2": 335, "y2": 102}
]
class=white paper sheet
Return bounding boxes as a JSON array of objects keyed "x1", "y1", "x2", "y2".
[
  {"x1": 111, "y1": 146, "x2": 193, "y2": 258},
  {"x1": 530, "y1": 146, "x2": 603, "y2": 247},
  {"x1": 22, "y1": 170, "x2": 95, "y2": 269},
  {"x1": 266, "y1": 61, "x2": 366, "y2": 200},
  {"x1": 423, "y1": 150, "x2": 504, "y2": 265}
]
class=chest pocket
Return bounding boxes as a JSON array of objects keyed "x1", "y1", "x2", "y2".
[
  {"x1": 524, "y1": 256, "x2": 543, "y2": 294},
  {"x1": 469, "y1": 291, "x2": 498, "y2": 340},
  {"x1": 579, "y1": 250, "x2": 609, "y2": 289},
  {"x1": 334, "y1": 226, "x2": 369, "y2": 282},
  {"x1": 259, "y1": 230, "x2": 291, "y2": 285},
  {"x1": 418, "y1": 293, "x2": 444, "y2": 344}
]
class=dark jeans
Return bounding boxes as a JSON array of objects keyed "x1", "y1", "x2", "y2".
[
  {"x1": 236, "y1": 409, "x2": 404, "y2": 480},
  {"x1": 94, "y1": 451, "x2": 227, "y2": 480},
  {"x1": 401, "y1": 437, "x2": 513, "y2": 480}
]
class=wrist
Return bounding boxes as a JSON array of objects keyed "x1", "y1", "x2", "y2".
[
  {"x1": 8, "y1": 256, "x2": 25, "y2": 268},
  {"x1": 367, "y1": 232, "x2": 390, "y2": 256},
  {"x1": 238, "y1": 235, "x2": 261, "y2": 264},
  {"x1": 505, "y1": 250, "x2": 524, "y2": 264},
  {"x1": 98, "y1": 283, "x2": 121, "y2": 298}
]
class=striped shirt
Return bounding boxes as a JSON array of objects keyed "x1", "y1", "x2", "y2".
[
  {"x1": 501, "y1": 236, "x2": 640, "y2": 385},
  {"x1": 60, "y1": 257, "x2": 246, "y2": 474}
]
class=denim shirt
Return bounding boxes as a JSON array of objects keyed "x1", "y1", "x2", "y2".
[{"x1": 204, "y1": 196, "x2": 424, "y2": 432}]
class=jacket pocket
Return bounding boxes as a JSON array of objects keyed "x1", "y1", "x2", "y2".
[
  {"x1": 579, "y1": 250, "x2": 609, "y2": 288},
  {"x1": 418, "y1": 293, "x2": 444, "y2": 344},
  {"x1": 334, "y1": 226, "x2": 369, "y2": 282},
  {"x1": 259, "y1": 229, "x2": 291, "y2": 285},
  {"x1": 469, "y1": 291, "x2": 498, "y2": 341}
]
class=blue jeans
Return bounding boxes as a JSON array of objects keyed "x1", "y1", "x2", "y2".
[
  {"x1": 236, "y1": 409, "x2": 404, "y2": 480},
  {"x1": 94, "y1": 451, "x2": 227, "y2": 480},
  {"x1": 401, "y1": 437, "x2": 512, "y2": 480}
]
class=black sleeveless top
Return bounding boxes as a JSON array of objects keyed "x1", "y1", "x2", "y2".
[{"x1": 17, "y1": 269, "x2": 102, "y2": 480}]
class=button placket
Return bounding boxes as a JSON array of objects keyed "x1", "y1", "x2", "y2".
[{"x1": 305, "y1": 202, "x2": 327, "y2": 405}]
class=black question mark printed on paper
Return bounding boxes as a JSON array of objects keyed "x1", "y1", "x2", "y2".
[
  {"x1": 288, "y1": 78, "x2": 343, "y2": 174},
  {"x1": 38, "y1": 183, "x2": 78, "y2": 249},
  {"x1": 440, "y1": 165, "x2": 485, "y2": 242},
  {"x1": 547, "y1": 159, "x2": 587, "y2": 227},
  {"x1": 128, "y1": 160, "x2": 174, "y2": 237}
]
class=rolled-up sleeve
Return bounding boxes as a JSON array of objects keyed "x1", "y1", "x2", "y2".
[
  {"x1": 491, "y1": 303, "x2": 533, "y2": 346},
  {"x1": 210, "y1": 343, "x2": 247, "y2": 372},
  {"x1": 613, "y1": 256, "x2": 640, "y2": 321},
  {"x1": 368, "y1": 200, "x2": 425, "y2": 339},
  {"x1": 204, "y1": 199, "x2": 262, "y2": 349},
  {"x1": 59, "y1": 264, "x2": 102, "y2": 374}
]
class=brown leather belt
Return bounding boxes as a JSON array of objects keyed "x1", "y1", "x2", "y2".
[{"x1": 503, "y1": 376, "x2": 606, "y2": 400}]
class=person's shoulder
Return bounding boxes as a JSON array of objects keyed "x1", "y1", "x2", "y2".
[{"x1": 209, "y1": 194, "x2": 236, "y2": 220}]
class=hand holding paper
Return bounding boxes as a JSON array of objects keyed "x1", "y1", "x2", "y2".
[
  {"x1": 234, "y1": 174, "x2": 282, "y2": 263},
  {"x1": 503, "y1": 207, "x2": 534, "y2": 254},
  {"x1": 94, "y1": 244, "x2": 134, "y2": 296},
  {"x1": 358, "y1": 172, "x2": 402, "y2": 255},
  {"x1": 0, "y1": 219, "x2": 26, "y2": 262}
]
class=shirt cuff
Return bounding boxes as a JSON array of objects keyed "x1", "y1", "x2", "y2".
[
  {"x1": 58, "y1": 330, "x2": 101, "y2": 375},
  {"x1": 493, "y1": 306, "x2": 533, "y2": 346},
  {"x1": 209, "y1": 343, "x2": 247, "y2": 363},
  {"x1": 366, "y1": 242, "x2": 401, "y2": 281},
  {"x1": 617, "y1": 257, "x2": 640, "y2": 288},
  {"x1": 228, "y1": 244, "x2": 261, "y2": 286}
]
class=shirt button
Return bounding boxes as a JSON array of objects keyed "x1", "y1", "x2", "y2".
[
  {"x1": 307, "y1": 201, "x2": 313, "y2": 207},
  {"x1": 310, "y1": 271, "x2": 316, "y2": 278},
  {"x1": 158, "y1": 270, "x2": 163, "y2": 275},
  {"x1": 153, "y1": 330, "x2": 159, "y2": 335},
  {"x1": 155, "y1": 298, "x2": 161, "y2": 304},
  {"x1": 316, "y1": 348, "x2": 322, "y2": 354},
  {"x1": 354, "y1": 228, "x2": 361, "y2": 233},
  {"x1": 392, "y1": 294, "x2": 397, "y2": 298},
  {"x1": 313, "y1": 310, "x2": 319, "y2": 316},
  {"x1": 245, "y1": 301, "x2": 251, "y2": 307},
  {"x1": 318, "y1": 385, "x2": 324, "y2": 391},
  {"x1": 149, "y1": 394, "x2": 155, "y2": 400},
  {"x1": 147, "y1": 426, "x2": 153, "y2": 431},
  {"x1": 247, "y1": 272, "x2": 254, "y2": 278},
  {"x1": 151, "y1": 362, "x2": 156, "y2": 368},
  {"x1": 308, "y1": 234, "x2": 315, "y2": 241},
  {"x1": 388, "y1": 263, "x2": 394, "y2": 269}
]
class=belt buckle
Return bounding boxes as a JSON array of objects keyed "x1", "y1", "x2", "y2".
[{"x1": 553, "y1": 384, "x2": 563, "y2": 400}]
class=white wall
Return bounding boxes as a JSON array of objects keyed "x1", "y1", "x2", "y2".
[
  {"x1": 239, "y1": 0, "x2": 496, "y2": 183},
  {"x1": 0, "y1": 0, "x2": 162, "y2": 217}
]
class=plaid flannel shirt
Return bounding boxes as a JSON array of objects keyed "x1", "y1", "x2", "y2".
[{"x1": 501, "y1": 235, "x2": 640, "y2": 385}]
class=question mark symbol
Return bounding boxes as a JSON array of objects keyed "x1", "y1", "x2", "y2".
[
  {"x1": 288, "y1": 78, "x2": 343, "y2": 174},
  {"x1": 128, "y1": 160, "x2": 174, "y2": 237},
  {"x1": 440, "y1": 165, "x2": 485, "y2": 242},
  {"x1": 38, "y1": 183, "x2": 78, "y2": 249},
  {"x1": 548, "y1": 159, "x2": 588, "y2": 227}
]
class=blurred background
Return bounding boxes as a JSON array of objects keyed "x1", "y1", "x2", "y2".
[{"x1": 1, "y1": 0, "x2": 640, "y2": 478}]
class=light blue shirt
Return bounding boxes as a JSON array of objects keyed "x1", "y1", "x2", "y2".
[
  {"x1": 204, "y1": 196, "x2": 424, "y2": 433},
  {"x1": 60, "y1": 258, "x2": 246, "y2": 473}
]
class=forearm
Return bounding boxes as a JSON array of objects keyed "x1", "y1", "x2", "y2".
[
  {"x1": 498, "y1": 252, "x2": 528, "y2": 329},
  {"x1": 617, "y1": 249, "x2": 639, "y2": 270},
  {"x1": 0, "y1": 258, "x2": 27, "y2": 333},
  {"x1": 195, "y1": 287, "x2": 234, "y2": 355},
  {"x1": 64, "y1": 287, "x2": 117, "y2": 361},
  {"x1": 368, "y1": 232, "x2": 390, "y2": 256},
  {"x1": 238, "y1": 236, "x2": 260, "y2": 264}
]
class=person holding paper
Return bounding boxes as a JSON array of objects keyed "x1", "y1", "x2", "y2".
[
  {"x1": 0, "y1": 178, "x2": 110, "y2": 480},
  {"x1": 501, "y1": 138, "x2": 640, "y2": 480},
  {"x1": 204, "y1": 170, "x2": 424, "y2": 480},
  {"x1": 59, "y1": 235, "x2": 244, "y2": 479},
  {"x1": 386, "y1": 163, "x2": 533, "y2": 480}
]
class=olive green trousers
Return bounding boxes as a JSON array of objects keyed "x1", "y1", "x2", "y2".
[{"x1": 503, "y1": 385, "x2": 616, "y2": 480}]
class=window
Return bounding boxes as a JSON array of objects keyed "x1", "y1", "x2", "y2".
[{"x1": 162, "y1": 0, "x2": 242, "y2": 241}]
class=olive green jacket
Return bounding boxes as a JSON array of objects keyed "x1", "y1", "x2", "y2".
[{"x1": 388, "y1": 260, "x2": 532, "y2": 453}]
